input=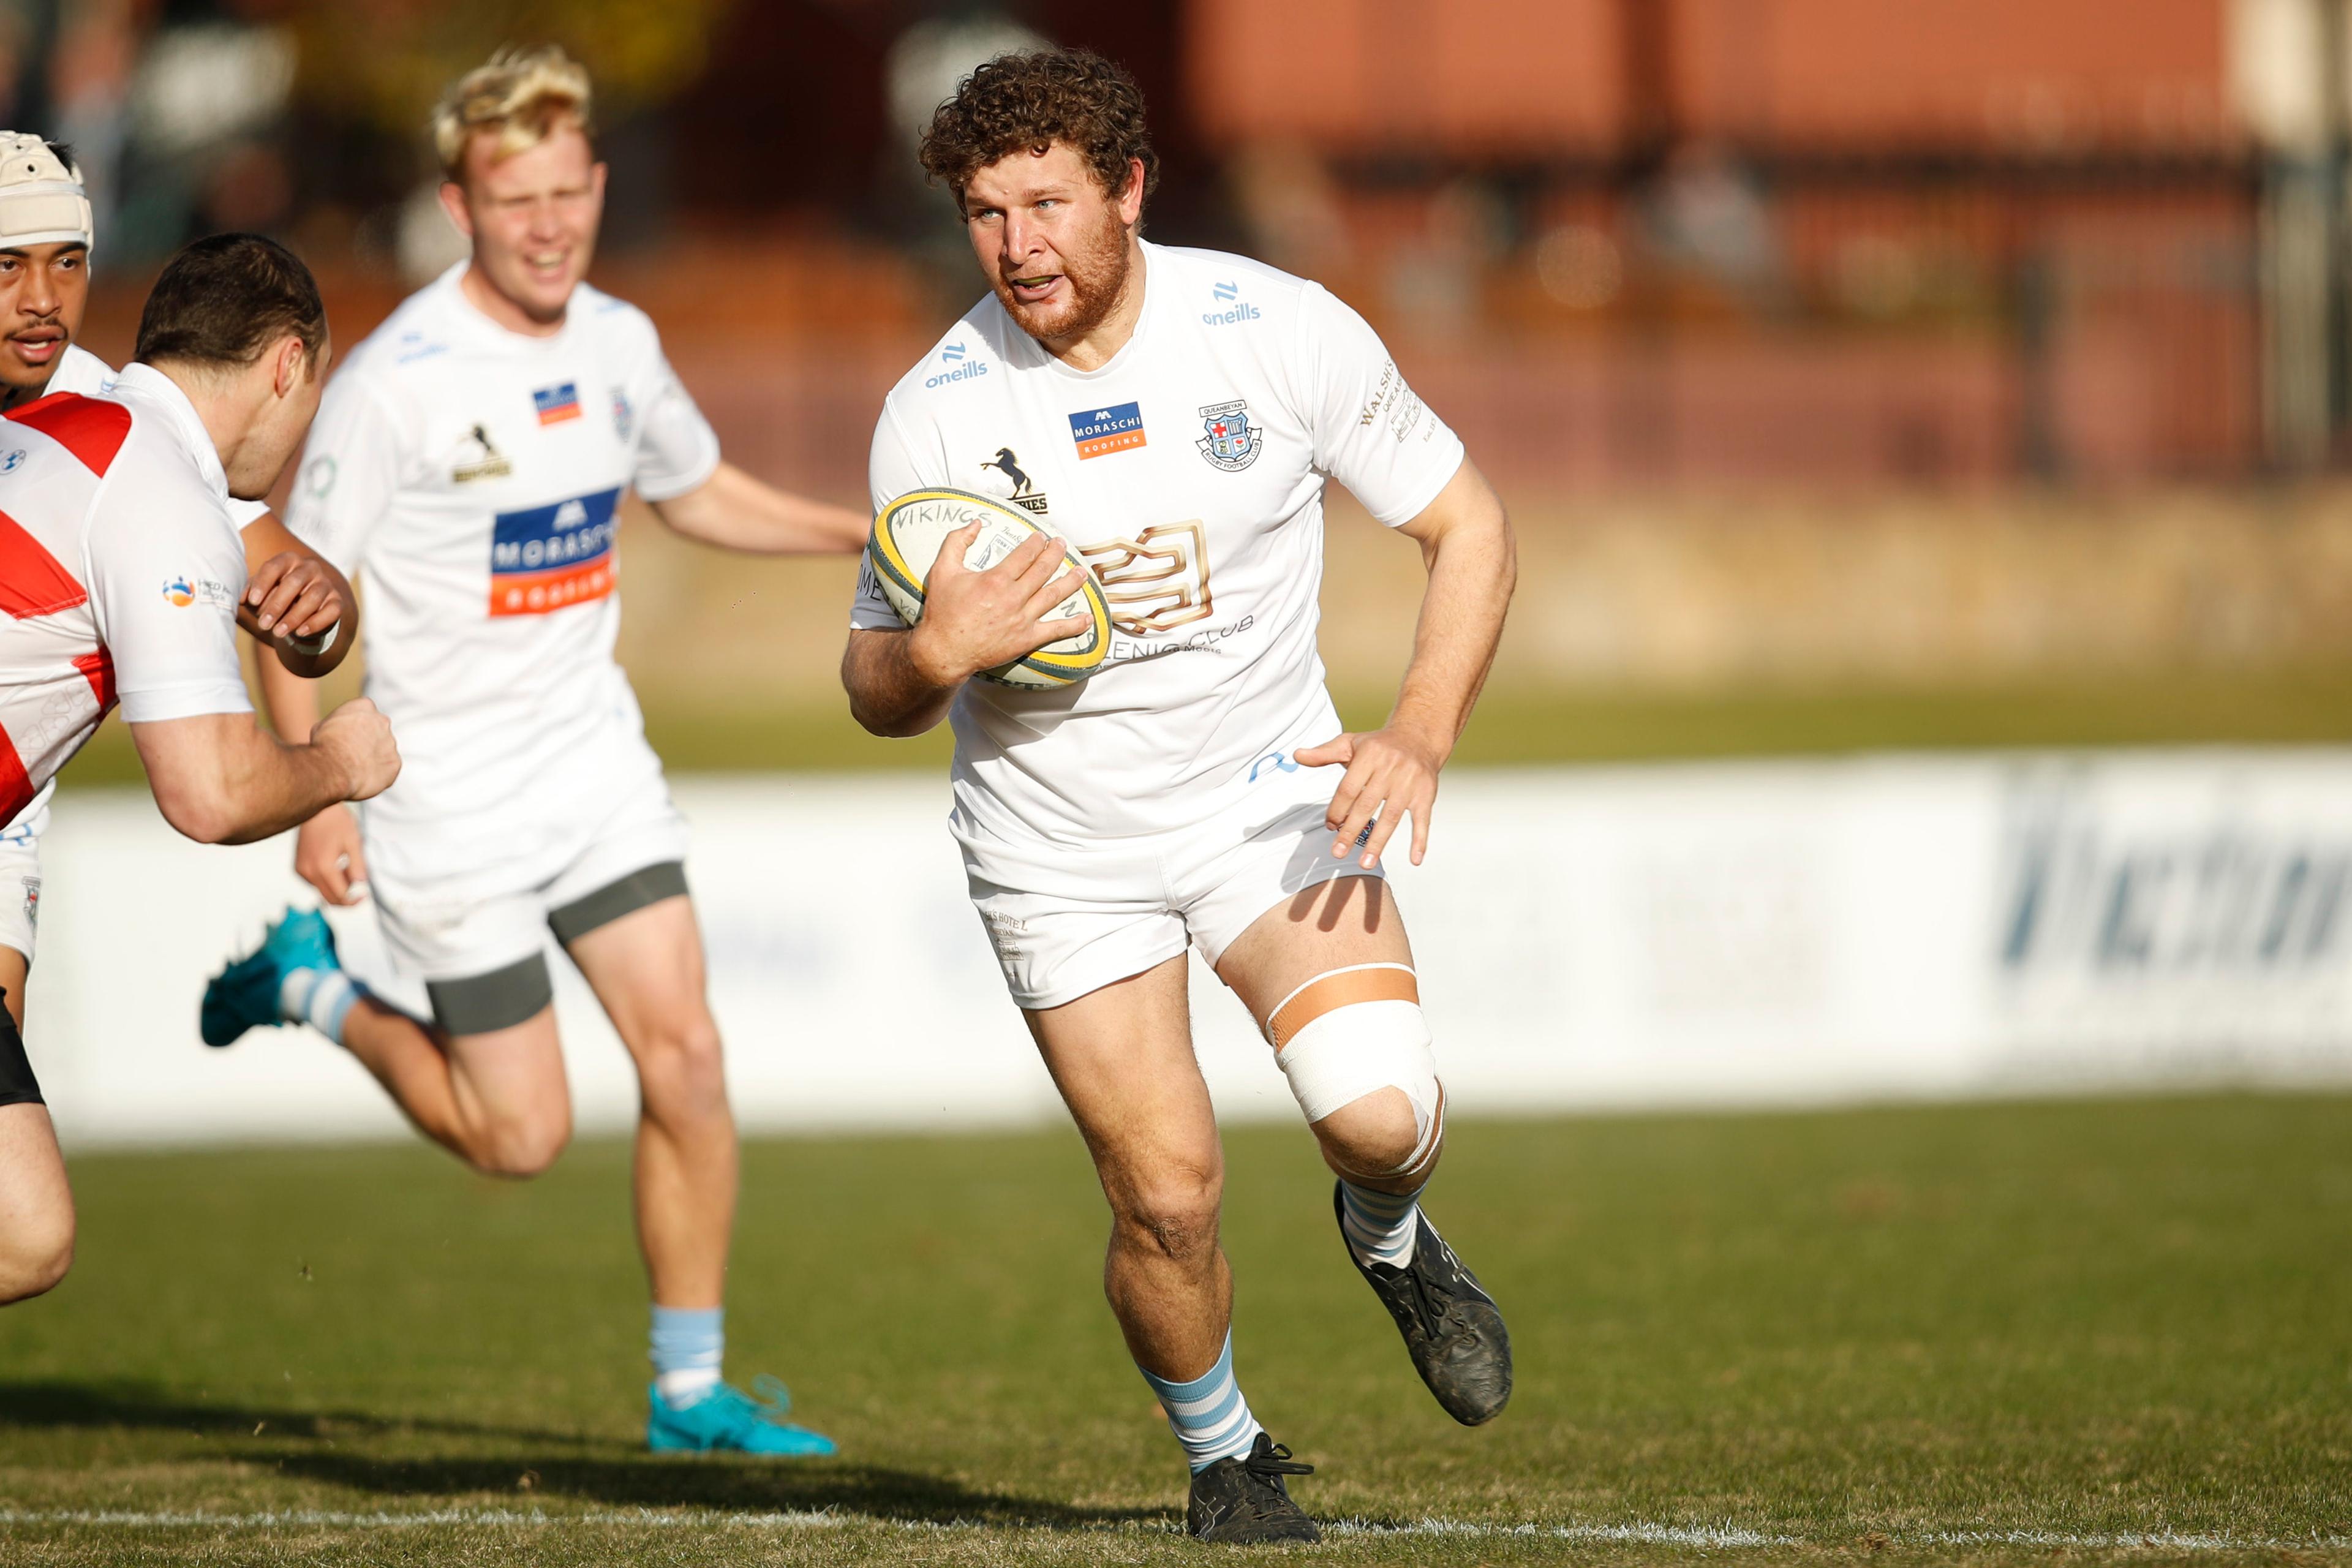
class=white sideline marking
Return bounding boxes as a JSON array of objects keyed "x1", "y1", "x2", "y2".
[
  {"x1": 1927, "y1": 1529, "x2": 2352, "y2": 1553},
  {"x1": 1, "y1": 1507, "x2": 2345, "y2": 1551},
  {"x1": 1326, "y1": 1518, "x2": 1799, "y2": 1547}
]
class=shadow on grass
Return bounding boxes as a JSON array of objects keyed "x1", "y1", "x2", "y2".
[
  {"x1": 273, "y1": 1451, "x2": 1158, "y2": 1528},
  {"x1": 0, "y1": 1379, "x2": 595, "y2": 1449},
  {"x1": 0, "y1": 1379, "x2": 1162, "y2": 1531}
]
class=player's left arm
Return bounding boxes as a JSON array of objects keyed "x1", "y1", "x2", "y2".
[
  {"x1": 237, "y1": 512, "x2": 356, "y2": 679},
  {"x1": 647, "y1": 461, "x2": 868, "y2": 555},
  {"x1": 1296, "y1": 459, "x2": 1516, "y2": 870}
]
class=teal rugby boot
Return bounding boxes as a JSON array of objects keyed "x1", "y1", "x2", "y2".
[
  {"x1": 202, "y1": 908, "x2": 340, "y2": 1047},
  {"x1": 647, "y1": 1376, "x2": 838, "y2": 1457}
]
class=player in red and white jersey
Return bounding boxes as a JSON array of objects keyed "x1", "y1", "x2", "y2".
[
  {"x1": 0, "y1": 234, "x2": 400, "y2": 1305},
  {"x1": 201, "y1": 47, "x2": 865, "y2": 1454},
  {"x1": 0, "y1": 134, "x2": 357, "y2": 1036},
  {"x1": 842, "y1": 52, "x2": 1518, "y2": 1539}
]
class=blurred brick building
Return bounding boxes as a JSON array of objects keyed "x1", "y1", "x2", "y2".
[
  {"x1": 1183, "y1": 0, "x2": 2334, "y2": 488},
  {"x1": 62, "y1": 0, "x2": 2348, "y2": 492}
]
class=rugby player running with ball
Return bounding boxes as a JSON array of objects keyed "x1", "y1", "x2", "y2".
[
  {"x1": 201, "y1": 47, "x2": 866, "y2": 1453},
  {"x1": 843, "y1": 50, "x2": 1517, "y2": 1542},
  {"x1": 0, "y1": 235, "x2": 398, "y2": 1305}
]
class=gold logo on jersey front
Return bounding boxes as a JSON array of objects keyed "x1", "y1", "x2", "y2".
[
  {"x1": 451, "y1": 423, "x2": 513, "y2": 484},
  {"x1": 1077, "y1": 522, "x2": 1212, "y2": 635}
]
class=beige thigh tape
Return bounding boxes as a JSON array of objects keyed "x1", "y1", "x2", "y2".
[{"x1": 1265, "y1": 962, "x2": 1419, "y2": 1048}]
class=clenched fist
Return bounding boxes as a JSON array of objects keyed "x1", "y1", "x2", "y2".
[{"x1": 312, "y1": 697, "x2": 400, "y2": 802}]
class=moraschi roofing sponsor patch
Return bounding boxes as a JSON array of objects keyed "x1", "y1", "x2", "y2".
[{"x1": 1068, "y1": 401, "x2": 1145, "y2": 459}]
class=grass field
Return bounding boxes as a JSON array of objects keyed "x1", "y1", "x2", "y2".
[{"x1": 3, "y1": 1095, "x2": 2348, "y2": 1565}]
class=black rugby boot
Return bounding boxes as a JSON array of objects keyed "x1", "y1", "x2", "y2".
[
  {"x1": 1185, "y1": 1432, "x2": 1320, "y2": 1544},
  {"x1": 1335, "y1": 1182, "x2": 1512, "y2": 1425}
]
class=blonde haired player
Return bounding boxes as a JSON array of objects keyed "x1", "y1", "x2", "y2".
[
  {"x1": 202, "y1": 47, "x2": 867, "y2": 1453},
  {"x1": 845, "y1": 50, "x2": 1517, "y2": 1541}
]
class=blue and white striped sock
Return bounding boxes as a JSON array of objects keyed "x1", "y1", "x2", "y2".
[
  {"x1": 277, "y1": 968, "x2": 363, "y2": 1047},
  {"x1": 650, "y1": 1305, "x2": 724, "y2": 1409},
  {"x1": 1137, "y1": 1332, "x2": 1263, "y2": 1472},
  {"x1": 1340, "y1": 1178, "x2": 1425, "y2": 1270}
]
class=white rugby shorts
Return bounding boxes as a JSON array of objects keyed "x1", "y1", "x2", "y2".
[
  {"x1": 962, "y1": 755, "x2": 1387, "y2": 1011},
  {"x1": 0, "y1": 807, "x2": 42, "y2": 965},
  {"x1": 366, "y1": 756, "x2": 689, "y2": 984},
  {"x1": 0, "y1": 823, "x2": 40, "y2": 968}
]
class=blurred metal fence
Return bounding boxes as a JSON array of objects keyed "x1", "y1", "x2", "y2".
[{"x1": 1239, "y1": 154, "x2": 2265, "y2": 490}]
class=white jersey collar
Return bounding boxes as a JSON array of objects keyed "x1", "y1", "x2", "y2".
[
  {"x1": 108, "y1": 361, "x2": 230, "y2": 500},
  {"x1": 432, "y1": 260, "x2": 582, "y2": 352},
  {"x1": 45, "y1": 342, "x2": 117, "y2": 398}
]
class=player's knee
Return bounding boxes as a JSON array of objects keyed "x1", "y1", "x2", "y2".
[
  {"x1": 1118, "y1": 1164, "x2": 1223, "y2": 1264},
  {"x1": 632, "y1": 1016, "x2": 727, "y2": 1118},
  {"x1": 1266, "y1": 965, "x2": 1444, "y2": 1183},
  {"x1": 1313, "y1": 1086, "x2": 1429, "y2": 1179},
  {"x1": 470, "y1": 1104, "x2": 571, "y2": 1178},
  {"x1": 0, "y1": 1209, "x2": 74, "y2": 1305}
]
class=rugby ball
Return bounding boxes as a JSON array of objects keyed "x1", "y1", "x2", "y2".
[{"x1": 869, "y1": 488, "x2": 1112, "y2": 689}]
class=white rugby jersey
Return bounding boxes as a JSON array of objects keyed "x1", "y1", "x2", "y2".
[
  {"x1": 857, "y1": 241, "x2": 1464, "y2": 846},
  {"x1": 0, "y1": 366, "x2": 255, "y2": 826},
  {"x1": 283, "y1": 263, "x2": 720, "y2": 876}
]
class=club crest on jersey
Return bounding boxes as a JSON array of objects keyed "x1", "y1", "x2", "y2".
[
  {"x1": 1069, "y1": 401, "x2": 1146, "y2": 459},
  {"x1": 489, "y1": 487, "x2": 620, "y2": 617},
  {"x1": 979, "y1": 447, "x2": 1049, "y2": 513},
  {"x1": 611, "y1": 388, "x2": 633, "y2": 442},
  {"x1": 1196, "y1": 400, "x2": 1261, "y2": 472},
  {"x1": 532, "y1": 382, "x2": 583, "y2": 426},
  {"x1": 451, "y1": 424, "x2": 512, "y2": 484}
]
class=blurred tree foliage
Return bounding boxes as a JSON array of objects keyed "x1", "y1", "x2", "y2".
[{"x1": 286, "y1": 0, "x2": 733, "y2": 146}]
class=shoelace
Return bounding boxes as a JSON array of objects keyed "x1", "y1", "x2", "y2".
[
  {"x1": 1406, "y1": 1258, "x2": 1457, "y2": 1343},
  {"x1": 1245, "y1": 1439, "x2": 1314, "y2": 1481},
  {"x1": 705, "y1": 1376, "x2": 794, "y2": 1434}
]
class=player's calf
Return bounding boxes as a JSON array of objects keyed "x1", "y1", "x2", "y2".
[
  {"x1": 0, "y1": 1204, "x2": 72, "y2": 1303},
  {"x1": 0, "y1": 1103, "x2": 74, "y2": 1305}
]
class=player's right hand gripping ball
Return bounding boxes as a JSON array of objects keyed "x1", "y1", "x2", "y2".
[{"x1": 870, "y1": 488, "x2": 1110, "y2": 689}]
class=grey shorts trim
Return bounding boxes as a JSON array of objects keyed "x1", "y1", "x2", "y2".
[
  {"x1": 547, "y1": 860, "x2": 688, "y2": 947},
  {"x1": 426, "y1": 954, "x2": 554, "y2": 1037},
  {"x1": 423, "y1": 861, "x2": 689, "y2": 1036}
]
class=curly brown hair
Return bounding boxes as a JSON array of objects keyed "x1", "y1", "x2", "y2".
[{"x1": 919, "y1": 48, "x2": 1159, "y2": 213}]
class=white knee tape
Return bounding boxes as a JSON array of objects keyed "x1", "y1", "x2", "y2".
[{"x1": 1265, "y1": 963, "x2": 1443, "y2": 1175}]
